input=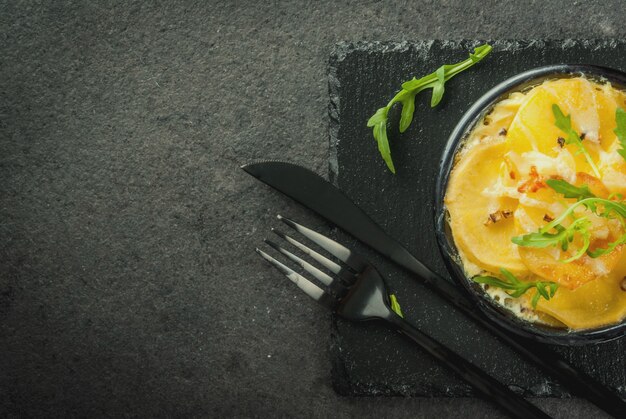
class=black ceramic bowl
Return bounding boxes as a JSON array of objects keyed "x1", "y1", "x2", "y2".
[{"x1": 435, "y1": 64, "x2": 626, "y2": 345}]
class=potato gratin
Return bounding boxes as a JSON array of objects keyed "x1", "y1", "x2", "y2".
[{"x1": 445, "y1": 77, "x2": 626, "y2": 330}]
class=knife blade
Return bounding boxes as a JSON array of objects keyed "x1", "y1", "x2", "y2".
[
  {"x1": 242, "y1": 160, "x2": 626, "y2": 417},
  {"x1": 242, "y1": 160, "x2": 472, "y2": 297}
]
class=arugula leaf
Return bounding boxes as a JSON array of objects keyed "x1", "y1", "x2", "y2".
[
  {"x1": 531, "y1": 282, "x2": 559, "y2": 309},
  {"x1": 430, "y1": 66, "x2": 446, "y2": 107},
  {"x1": 367, "y1": 44, "x2": 492, "y2": 173},
  {"x1": 473, "y1": 275, "x2": 518, "y2": 291},
  {"x1": 546, "y1": 178, "x2": 598, "y2": 212},
  {"x1": 512, "y1": 217, "x2": 592, "y2": 263},
  {"x1": 514, "y1": 180, "x2": 626, "y2": 260},
  {"x1": 472, "y1": 268, "x2": 559, "y2": 308},
  {"x1": 389, "y1": 294, "x2": 404, "y2": 318},
  {"x1": 538, "y1": 198, "x2": 626, "y2": 237},
  {"x1": 399, "y1": 93, "x2": 416, "y2": 133},
  {"x1": 545, "y1": 179, "x2": 595, "y2": 200},
  {"x1": 615, "y1": 108, "x2": 626, "y2": 161},
  {"x1": 367, "y1": 108, "x2": 394, "y2": 172},
  {"x1": 546, "y1": 179, "x2": 626, "y2": 219},
  {"x1": 552, "y1": 104, "x2": 600, "y2": 178},
  {"x1": 587, "y1": 233, "x2": 626, "y2": 258},
  {"x1": 597, "y1": 199, "x2": 626, "y2": 219}
]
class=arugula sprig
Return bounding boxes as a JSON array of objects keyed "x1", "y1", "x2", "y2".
[
  {"x1": 615, "y1": 108, "x2": 626, "y2": 161},
  {"x1": 545, "y1": 179, "x2": 595, "y2": 200},
  {"x1": 542, "y1": 198, "x2": 626, "y2": 229},
  {"x1": 512, "y1": 217, "x2": 592, "y2": 263},
  {"x1": 512, "y1": 179, "x2": 626, "y2": 260},
  {"x1": 389, "y1": 294, "x2": 404, "y2": 318},
  {"x1": 552, "y1": 104, "x2": 600, "y2": 178},
  {"x1": 545, "y1": 178, "x2": 598, "y2": 212},
  {"x1": 587, "y1": 234, "x2": 626, "y2": 258},
  {"x1": 367, "y1": 44, "x2": 492, "y2": 173},
  {"x1": 472, "y1": 268, "x2": 559, "y2": 308}
]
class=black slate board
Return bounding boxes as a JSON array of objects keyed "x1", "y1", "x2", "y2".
[{"x1": 327, "y1": 40, "x2": 626, "y2": 397}]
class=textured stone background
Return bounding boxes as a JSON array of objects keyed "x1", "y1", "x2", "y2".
[{"x1": 0, "y1": 1, "x2": 623, "y2": 417}]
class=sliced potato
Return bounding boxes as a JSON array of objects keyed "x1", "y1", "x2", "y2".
[
  {"x1": 518, "y1": 246, "x2": 623, "y2": 290},
  {"x1": 506, "y1": 78, "x2": 604, "y2": 173},
  {"x1": 594, "y1": 83, "x2": 621, "y2": 151},
  {"x1": 535, "y1": 235, "x2": 626, "y2": 328},
  {"x1": 535, "y1": 273, "x2": 626, "y2": 329},
  {"x1": 446, "y1": 140, "x2": 528, "y2": 274},
  {"x1": 595, "y1": 85, "x2": 626, "y2": 193}
]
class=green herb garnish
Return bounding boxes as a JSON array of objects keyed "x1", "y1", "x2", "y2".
[
  {"x1": 389, "y1": 294, "x2": 404, "y2": 318},
  {"x1": 552, "y1": 104, "x2": 600, "y2": 178},
  {"x1": 512, "y1": 217, "x2": 592, "y2": 263},
  {"x1": 587, "y1": 233, "x2": 626, "y2": 258},
  {"x1": 545, "y1": 178, "x2": 596, "y2": 201},
  {"x1": 614, "y1": 108, "x2": 626, "y2": 162},
  {"x1": 367, "y1": 44, "x2": 492, "y2": 174},
  {"x1": 545, "y1": 178, "x2": 598, "y2": 212},
  {"x1": 544, "y1": 197, "x2": 626, "y2": 227},
  {"x1": 512, "y1": 179, "x2": 626, "y2": 260},
  {"x1": 472, "y1": 268, "x2": 559, "y2": 308}
]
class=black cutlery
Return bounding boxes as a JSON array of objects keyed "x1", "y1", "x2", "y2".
[
  {"x1": 242, "y1": 161, "x2": 626, "y2": 418},
  {"x1": 258, "y1": 215, "x2": 551, "y2": 419}
]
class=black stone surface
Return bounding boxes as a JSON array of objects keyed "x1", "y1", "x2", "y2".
[
  {"x1": 329, "y1": 40, "x2": 625, "y2": 397},
  {"x1": 2, "y1": 1, "x2": 626, "y2": 417}
]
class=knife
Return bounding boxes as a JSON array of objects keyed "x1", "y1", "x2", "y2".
[{"x1": 242, "y1": 160, "x2": 625, "y2": 417}]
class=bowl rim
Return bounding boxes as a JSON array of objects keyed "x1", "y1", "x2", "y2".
[{"x1": 434, "y1": 64, "x2": 626, "y2": 345}]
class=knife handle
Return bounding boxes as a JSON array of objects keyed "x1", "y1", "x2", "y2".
[
  {"x1": 385, "y1": 313, "x2": 551, "y2": 419},
  {"x1": 419, "y1": 273, "x2": 626, "y2": 418}
]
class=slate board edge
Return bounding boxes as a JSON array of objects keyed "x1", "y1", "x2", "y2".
[{"x1": 326, "y1": 39, "x2": 626, "y2": 398}]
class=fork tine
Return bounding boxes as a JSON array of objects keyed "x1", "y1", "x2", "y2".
[
  {"x1": 277, "y1": 215, "x2": 369, "y2": 271},
  {"x1": 255, "y1": 248, "x2": 336, "y2": 309},
  {"x1": 271, "y1": 228, "x2": 342, "y2": 274},
  {"x1": 271, "y1": 228, "x2": 357, "y2": 284},
  {"x1": 264, "y1": 239, "x2": 335, "y2": 287}
]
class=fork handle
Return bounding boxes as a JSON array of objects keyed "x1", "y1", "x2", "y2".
[
  {"x1": 415, "y1": 270, "x2": 626, "y2": 418},
  {"x1": 385, "y1": 313, "x2": 551, "y2": 419}
]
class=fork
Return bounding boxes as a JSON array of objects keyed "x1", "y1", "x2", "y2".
[{"x1": 256, "y1": 215, "x2": 551, "y2": 419}]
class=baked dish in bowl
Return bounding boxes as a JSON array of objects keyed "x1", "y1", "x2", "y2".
[{"x1": 436, "y1": 65, "x2": 626, "y2": 344}]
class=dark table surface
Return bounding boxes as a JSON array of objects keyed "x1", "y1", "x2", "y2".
[{"x1": 1, "y1": 1, "x2": 624, "y2": 417}]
